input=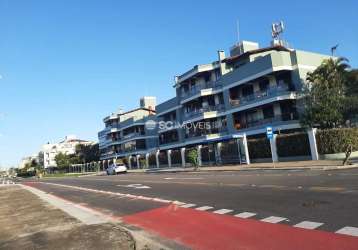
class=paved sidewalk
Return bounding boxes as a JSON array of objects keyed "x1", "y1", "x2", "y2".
[
  {"x1": 0, "y1": 185, "x2": 135, "y2": 250},
  {"x1": 127, "y1": 160, "x2": 358, "y2": 174}
]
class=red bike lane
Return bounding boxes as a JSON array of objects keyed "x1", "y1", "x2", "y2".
[{"x1": 123, "y1": 204, "x2": 358, "y2": 250}]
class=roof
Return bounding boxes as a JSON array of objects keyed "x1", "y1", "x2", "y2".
[
  {"x1": 223, "y1": 45, "x2": 290, "y2": 64},
  {"x1": 104, "y1": 107, "x2": 156, "y2": 122}
]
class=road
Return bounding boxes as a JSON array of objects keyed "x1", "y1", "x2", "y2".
[{"x1": 21, "y1": 168, "x2": 358, "y2": 249}]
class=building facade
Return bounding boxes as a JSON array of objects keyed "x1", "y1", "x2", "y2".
[
  {"x1": 98, "y1": 97, "x2": 158, "y2": 168},
  {"x1": 99, "y1": 39, "x2": 332, "y2": 168},
  {"x1": 19, "y1": 154, "x2": 39, "y2": 169},
  {"x1": 42, "y1": 135, "x2": 94, "y2": 169}
]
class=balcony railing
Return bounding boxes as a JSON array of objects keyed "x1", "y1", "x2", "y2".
[
  {"x1": 159, "y1": 138, "x2": 180, "y2": 145},
  {"x1": 181, "y1": 81, "x2": 222, "y2": 99},
  {"x1": 185, "y1": 127, "x2": 228, "y2": 139},
  {"x1": 122, "y1": 147, "x2": 147, "y2": 153},
  {"x1": 236, "y1": 113, "x2": 298, "y2": 130},
  {"x1": 230, "y1": 85, "x2": 292, "y2": 107},
  {"x1": 184, "y1": 104, "x2": 225, "y2": 119},
  {"x1": 122, "y1": 131, "x2": 145, "y2": 140}
]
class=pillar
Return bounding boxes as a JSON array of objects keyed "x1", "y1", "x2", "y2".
[
  {"x1": 155, "y1": 150, "x2": 160, "y2": 168},
  {"x1": 242, "y1": 133, "x2": 250, "y2": 165},
  {"x1": 167, "y1": 150, "x2": 172, "y2": 168},
  {"x1": 215, "y1": 142, "x2": 222, "y2": 165},
  {"x1": 308, "y1": 128, "x2": 319, "y2": 161},
  {"x1": 136, "y1": 155, "x2": 140, "y2": 169},
  {"x1": 145, "y1": 153, "x2": 149, "y2": 169},
  {"x1": 197, "y1": 145, "x2": 202, "y2": 166},
  {"x1": 180, "y1": 147, "x2": 186, "y2": 167},
  {"x1": 128, "y1": 156, "x2": 132, "y2": 169},
  {"x1": 270, "y1": 134, "x2": 279, "y2": 162}
]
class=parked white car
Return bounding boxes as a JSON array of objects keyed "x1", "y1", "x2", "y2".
[{"x1": 106, "y1": 164, "x2": 127, "y2": 175}]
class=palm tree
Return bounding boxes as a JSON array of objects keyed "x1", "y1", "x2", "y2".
[{"x1": 301, "y1": 57, "x2": 350, "y2": 128}]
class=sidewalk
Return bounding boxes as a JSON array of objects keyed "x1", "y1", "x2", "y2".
[
  {"x1": 128, "y1": 160, "x2": 358, "y2": 174},
  {"x1": 0, "y1": 185, "x2": 135, "y2": 250}
]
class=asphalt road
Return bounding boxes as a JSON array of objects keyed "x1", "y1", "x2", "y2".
[{"x1": 22, "y1": 168, "x2": 358, "y2": 234}]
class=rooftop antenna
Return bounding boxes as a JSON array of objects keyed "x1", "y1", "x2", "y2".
[
  {"x1": 271, "y1": 21, "x2": 286, "y2": 47},
  {"x1": 236, "y1": 19, "x2": 240, "y2": 44},
  {"x1": 331, "y1": 44, "x2": 339, "y2": 56}
]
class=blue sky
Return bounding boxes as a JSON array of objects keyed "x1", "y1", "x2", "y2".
[{"x1": 0, "y1": 0, "x2": 357, "y2": 167}]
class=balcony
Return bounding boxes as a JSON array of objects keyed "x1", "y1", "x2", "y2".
[
  {"x1": 184, "y1": 104, "x2": 225, "y2": 120},
  {"x1": 122, "y1": 131, "x2": 145, "y2": 140},
  {"x1": 236, "y1": 113, "x2": 299, "y2": 130},
  {"x1": 181, "y1": 81, "x2": 222, "y2": 99},
  {"x1": 230, "y1": 85, "x2": 292, "y2": 108},
  {"x1": 122, "y1": 146, "x2": 147, "y2": 154},
  {"x1": 185, "y1": 127, "x2": 228, "y2": 140}
]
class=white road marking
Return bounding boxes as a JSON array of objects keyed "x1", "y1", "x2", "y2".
[
  {"x1": 336, "y1": 226, "x2": 358, "y2": 236},
  {"x1": 195, "y1": 206, "x2": 213, "y2": 211},
  {"x1": 180, "y1": 203, "x2": 196, "y2": 208},
  {"x1": 152, "y1": 198, "x2": 172, "y2": 203},
  {"x1": 117, "y1": 184, "x2": 151, "y2": 189},
  {"x1": 261, "y1": 216, "x2": 287, "y2": 223},
  {"x1": 294, "y1": 221, "x2": 323, "y2": 229},
  {"x1": 234, "y1": 212, "x2": 256, "y2": 218},
  {"x1": 172, "y1": 201, "x2": 186, "y2": 206},
  {"x1": 213, "y1": 209, "x2": 233, "y2": 214},
  {"x1": 164, "y1": 177, "x2": 203, "y2": 180}
]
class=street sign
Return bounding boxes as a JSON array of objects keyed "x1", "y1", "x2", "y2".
[{"x1": 266, "y1": 126, "x2": 273, "y2": 139}]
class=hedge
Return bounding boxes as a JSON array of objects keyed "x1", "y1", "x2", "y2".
[
  {"x1": 316, "y1": 128, "x2": 358, "y2": 154},
  {"x1": 247, "y1": 138, "x2": 271, "y2": 159},
  {"x1": 276, "y1": 133, "x2": 310, "y2": 157}
]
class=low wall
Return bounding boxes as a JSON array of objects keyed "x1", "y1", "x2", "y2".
[{"x1": 319, "y1": 151, "x2": 358, "y2": 160}]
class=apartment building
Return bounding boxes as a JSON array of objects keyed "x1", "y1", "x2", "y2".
[
  {"x1": 98, "y1": 97, "x2": 158, "y2": 168},
  {"x1": 19, "y1": 154, "x2": 39, "y2": 169},
  {"x1": 42, "y1": 135, "x2": 94, "y2": 169},
  {"x1": 99, "y1": 38, "x2": 332, "y2": 168}
]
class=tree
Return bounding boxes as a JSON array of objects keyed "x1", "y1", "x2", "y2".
[
  {"x1": 38, "y1": 151, "x2": 44, "y2": 168},
  {"x1": 75, "y1": 143, "x2": 100, "y2": 163},
  {"x1": 186, "y1": 148, "x2": 199, "y2": 170},
  {"x1": 343, "y1": 69, "x2": 358, "y2": 123},
  {"x1": 300, "y1": 58, "x2": 351, "y2": 128},
  {"x1": 54, "y1": 152, "x2": 72, "y2": 170}
]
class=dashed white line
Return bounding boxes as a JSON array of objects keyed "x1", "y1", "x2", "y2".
[
  {"x1": 180, "y1": 203, "x2": 196, "y2": 208},
  {"x1": 234, "y1": 212, "x2": 256, "y2": 218},
  {"x1": 336, "y1": 226, "x2": 358, "y2": 236},
  {"x1": 172, "y1": 201, "x2": 186, "y2": 206},
  {"x1": 213, "y1": 209, "x2": 233, "y2": 214},
  {"x1": 294, "y1": 221, "x2": 323, "y2": 229},
  {"x1": 261, "y1": 216, "x2": 287, "y2": 223},
  {"x1": 195, "y1": 206, "x2": 213, "y2": 211}
]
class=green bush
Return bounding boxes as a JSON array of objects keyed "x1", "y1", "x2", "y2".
[
  {"x1": 247, "y1": 138, "x2": 271, "y2": 159},
  {"x1": 277, "y1": 133, "x2": 310, "y2": 157},
  {"x1": 316, "y1": 128, "x2": 358, "y2": 154},
  {"x1": 186, "y1": 148, "x2": 198, "y2": 166}
]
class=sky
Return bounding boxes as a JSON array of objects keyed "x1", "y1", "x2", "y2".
[{"x1": 0, "y1": 0, "x2": 357, "y2": 167}]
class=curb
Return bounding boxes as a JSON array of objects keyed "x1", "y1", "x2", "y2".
[{"x1": 126, "y1": 164, "x2": 358, "y2": 174}]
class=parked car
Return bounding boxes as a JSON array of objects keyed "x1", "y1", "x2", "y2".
[{"x1": 106, "y1": 164, "x2": 127, "y2": 175}]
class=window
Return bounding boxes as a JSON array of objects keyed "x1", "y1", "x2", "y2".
[
  {"x1": 242, "y1": 85, "x2": 254, "y2": 97},
  {"x1": 259, "y1": 79, "x2": 269, "y2": 91},
  {"x1": 262, "y1": 105, "x2": 274, "y2": 119}
]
